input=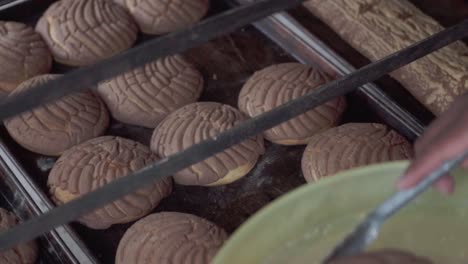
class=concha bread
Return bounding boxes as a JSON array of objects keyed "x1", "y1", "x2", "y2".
[
  {"x1": 238, "y1": 63, "x2": 346, "y2": 145},
  {"x1": 151, "y1": 102, "x2": 265, "y2": 186},
  {"x1": 36, "y1": 0, "x2": 137, "y2": 66},
  {"x1": 0, "y1": 21, "x2": 52, "y2": 93},
  {"x1": 304, "y1": 0, "x2": 468, "y2": 115},
  {"x1": 0, "y1": 208, "x2": 38, "y2": 264},
  {"x1": 301, "y1": 123, "x2": 413, "y2": 182},
  {"x1": 329, "y1": 249, "x2": 433, "y2": 264},
  {"x1": 48, "y1": 136, "x2": 173, "y2": 229},
  {"x1": 97, "y1": 55, "x2": 204, "y2": 128},
  {"x1": 113, "y1": 0, "x2": 210, "y2": 35},
  {"x1": 4, "y1": 74, "x2": 109, "y2": 156},
  {"x1": 116, "y1": 212, "x2": 227, "y2": 264}
]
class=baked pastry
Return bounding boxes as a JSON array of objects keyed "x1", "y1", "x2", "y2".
[
  {"x1": 304, "y1": 0, "x2": 468, "y2": 115},
  {"x1": 239, "y1": 63, "x2": 346, "y2": 145},
  {"x1": 0, "y1": 21, "x2": 52, "y2": 93},
  {"x1": 151, "y1": 102, "x2": 265, "y2": 186},
  {"x1": 4, "y1": 75, "x2": 109, "y2": 156},
  {"x1": 113, "y1": 0, "x2": 210, "y2": 35},
  {"x1": 97, "y1": 55, "x2": 204, "y2": 128},
  {"x1": 301, "y1": 123, "x2": 412, "y2": 182},
  {"x1": 116, "y1": 212, "x2": 227, "y2": 264},
  {"x1": 48, "y1": 136, "x2": 172, "y2": 229},
  {"x1": 0, "y1": 208, "x2": 38, "y2": 264},
  {"x1": 328, "y1": 249, "x2": 433, "y2": 264},
  {"x1": 36, "y1": 0, "x2": 137, "y2": 66}
]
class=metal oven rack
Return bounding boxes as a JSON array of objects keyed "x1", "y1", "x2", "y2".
[{"x1": 0, "y1": 0, "x2": 464, "y2": 263}]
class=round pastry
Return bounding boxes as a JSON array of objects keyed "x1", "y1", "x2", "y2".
[
  {"x1": 0, "y1": 208, "x2": 38, "y2": 264},
  {"x1": 328, "y1": 249, "x2": 433, "y2": 264},
  {"x1": 239, "y1": 63, "x2": 346, "y2": 145},
  {"x1": 36, "y1": 0, "x2": 137, "y2": 66},
  {"x1": 301, "y1": 123, "x2": 413, "y2": 182},
  {"x1": 4, "y1": 74, "x2": 109, "y2": 156},
  {"x1": 116, "y1": 212, "x2": 227, "y2": 264},
  {"x1": 151, "y1": 102, "x2": 265, "y2": 186},
  {"x1": 0, "y1": 21, "x2": 52, "y2": 93},
  {"x1": 97, "y1": 55, "x2": 204, "y2": 128},
  {"x1": 48, "y1": 136, "x2": 173, "y2": 229},
  {"x1": 113, "y1": 0, "x2": 210, "y2": 35}
]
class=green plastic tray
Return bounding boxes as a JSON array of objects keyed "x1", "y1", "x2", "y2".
[{"x1": 213, "y1": 161, "x2": 468, "y2": 264}]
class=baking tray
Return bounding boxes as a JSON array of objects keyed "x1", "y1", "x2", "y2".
[
  {"x1": 0, "y1": 0, "x2": 450, "y2": 263},
  {"x1": 0, "y1": 138, "x2": 96, "y2": 263}
]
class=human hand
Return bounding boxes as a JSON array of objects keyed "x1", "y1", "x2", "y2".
[{"x1": 397, "y1": 94, "x2": 468, "y2": 194}]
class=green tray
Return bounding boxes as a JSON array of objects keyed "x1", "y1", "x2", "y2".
[{"x1": 213, "y1": 161, "x2": 468, "y2": 264}]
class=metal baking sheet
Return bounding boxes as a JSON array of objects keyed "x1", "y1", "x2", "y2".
[
  {"x1": 0, "y1": 138, "x2": 96, "y2": 263},
  {"x1": 1, "y1": 0, "x2": 462, "y2": 263}
]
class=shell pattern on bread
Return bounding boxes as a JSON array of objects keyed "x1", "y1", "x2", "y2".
[{"x1": 48, "y1": 136, "x2": 173, "y2": 229}]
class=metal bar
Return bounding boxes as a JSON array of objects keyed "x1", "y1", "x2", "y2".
[
  {"x1": 0, "y1": 0, "x2": 29, "y2": 11},
  {"x1": 0, "y1": 0, "x2": 306, "y2": 121},
  {"x1": 0, "y1": 19, "x2": 465, "y2": 251}
]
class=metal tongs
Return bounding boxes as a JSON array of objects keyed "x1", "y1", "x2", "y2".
[{"x1": 323, "y1": 150, "x2": 468, "y2": 263}]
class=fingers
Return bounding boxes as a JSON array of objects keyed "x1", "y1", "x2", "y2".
[
  {"x1": 434, "y1": 175, "x2": 454, "y2": 195},
  {"x1": 463, "y1": 159, "x2": 468, "y2": 168},
  {"x1": 414, "y1": 114, "x2": 453, "y2": 153},
  {"x1": 397, "y1": 152, "x2": 438, "y2": 189},
  {"x1": 414, "y1": 105, "x2": 462, "y2": 155},
  {"x1": 397, "y1": 138, "x2": 466, "y2": 190},
  {"x1": 433, "y1": 159, "x2": 468, "y2": 195},
  {"x1": 397, "y1": 94, "x2": 468, "y2": 194}
]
